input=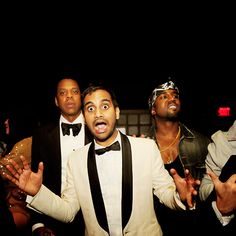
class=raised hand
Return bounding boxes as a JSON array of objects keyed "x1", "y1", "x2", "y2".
[
  {"x1": 2, "y1": 155, "x2": 44, "y2": 196},
  {"x1": 170, "y1": 168, "x2": 200, "y2": 208},
  {"x1": 208, "y1": 171, "x2": 236, "y2": 215}
]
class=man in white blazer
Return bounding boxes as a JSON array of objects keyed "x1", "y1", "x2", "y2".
[{"x1": 4, "y1": 85, "x2": 199, "y2": 236}]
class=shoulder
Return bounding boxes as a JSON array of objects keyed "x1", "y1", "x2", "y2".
[
  {"x1": 227, "y1": 120, "x2": 236, "y2": 140},
  {"x1": 210, "y1": 120, "x2": 236, "y2": 145},
  {"x1": 181, "y1": 123, "x2": 210, "y2": 142},
  {"x1": 192, "y1": 129, "x2": 211, "y2": 142},
  {"x1": 208, "y1": 129, "x2": 229, "y2": 153},
  {"x1": 69, "y1": 142, "x2": 92, "y2": 159},
  {"x1": 10, "y1": 137, "x2": 32, "y2": 152},
  {"x1": 126, "y1": 135, "x2": 158, "y2": 149},
  {"x1": 211, "y1": 130, "x2": 227, "y2": 143},
  {"x1": 6, "y1": 137, "x2": 32, "y2": 164},
  {"x1": 33, "y1": 122, "x2": 58, "y2": 135}
]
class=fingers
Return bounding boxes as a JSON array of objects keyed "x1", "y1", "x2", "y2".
[
  {"x1": 171, "y1": 168, "x2": 192, "y2": 179},
  {"x1": 2, "y1": 171, "x2": 19, "y2": 186},
  {"x1": 37, "y1": 162, "x2": 44, "y2": 175},
  {"x1": 170, "y1": 168, "x2": 177, "y2": 176},
  {"x1": 227, "y1": 174, "x2": 236, "y2": 184},
  {"x1": 20, "y1": 155, "x2": 30, "y2": 170},
  {"x1": 184, "y1": 169, "x2": 190, "y2": 176},
  {"x1": 184, "y1": 169, "x2": 194, "y2": 181},
  {"x1": 6, "y1": 164, "x2": 22, "y2": 182},
  {"x1": 207, "y1": 171, "x2": 218, "y2": 182},
  {"x1": 184, "y1": 169, "x2": 201, "y2": 187},
  {"x1": 186, "y1": 187, "x2": 198, "y2": 208},
  {"x1": 208, "y1": 171, "x2": 236, "y2": 185},
  {"x1": 8, "y1": 158, "x2": 23, "y2": 176},
  {"x1": 186, "y1": 198, "x2": 193, "y2": 208}
]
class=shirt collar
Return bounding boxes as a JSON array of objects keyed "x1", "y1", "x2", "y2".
[
  {"x1": 95, "y1": 130, "x2": 121, "y2": 149},
  {"x1": 60, "y1": 113, "x2": 84, "y2": 125}
]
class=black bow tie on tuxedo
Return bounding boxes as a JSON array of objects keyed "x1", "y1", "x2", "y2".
[
  {"x1": 61, "y1": 122, "x2": 82, "y2": 137},
  {"x1": 95, "y1": 141, "x2": 121, "y2": 155}
]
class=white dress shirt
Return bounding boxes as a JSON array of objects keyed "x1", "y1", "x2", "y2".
[
  {"x1": 95, "y1": 133, "x2": 122, "y2": 236},
  {"x1": 60, "y1": 114, "x2": 85, "y2": 192}
]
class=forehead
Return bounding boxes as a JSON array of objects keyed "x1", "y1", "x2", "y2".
[
  {"x1": 84, "y1": 89, "x2": 112, "y2": 104},
  {"x1": 57, "y1": 79, "x2": 79, "y2": 89},
  {"x1": 158, "y1": 89, "x2": 178, "y2": 96},
  {"x1": 154, "y1": 89, "x2": 179, "y2": 104}
]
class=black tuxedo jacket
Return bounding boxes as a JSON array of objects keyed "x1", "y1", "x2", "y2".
[{"x1": 30, "y1": 120, "x2": 93, "y2": 236}]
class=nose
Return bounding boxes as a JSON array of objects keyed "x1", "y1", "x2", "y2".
[
  {"x1": 95, "y1": 109, "x2": 103, "y2": 118},
  {"x1": 66, "y1": 92, "x2": 73, "y2": 99}
]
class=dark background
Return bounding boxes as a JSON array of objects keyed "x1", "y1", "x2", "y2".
[{"x1": 1, "y1": 4, "x2": 235, "y2": 138}]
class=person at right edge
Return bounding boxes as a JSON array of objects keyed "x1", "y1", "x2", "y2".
[
  {"x1": 29, "y1": 77, "x2": 93, "y2": 236},
  {"x1": 199, "y1": 119, "x2": 236, "y2": 235},
  {"x1": 147, "y1": 78, "x2": 211, "y2": 235}
]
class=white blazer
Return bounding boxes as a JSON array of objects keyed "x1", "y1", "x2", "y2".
[{"x1": 30, "y1": 133, "x2": 185, "y2": 236}]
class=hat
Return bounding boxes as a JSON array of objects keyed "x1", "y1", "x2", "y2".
[{"x1": 148, "y1": 80, "x2": 179, "y2": 110}]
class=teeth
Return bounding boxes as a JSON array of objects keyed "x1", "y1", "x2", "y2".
[{"x1": 169, "y1": 105, "x2": 176, "y2": 109}]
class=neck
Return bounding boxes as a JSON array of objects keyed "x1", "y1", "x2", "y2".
[
  {"x1": 155, "y1": 121, "x2": 180, "y2": 137},
  {"x1": 95, "y1": 129, "x2": 119, "y2": 147},
  {"x1": 155, "y1": 122, "x2": 181, "y2": 163},
  {"x1": 62, "y1": 112, "x2": 81, "y2": 123}
]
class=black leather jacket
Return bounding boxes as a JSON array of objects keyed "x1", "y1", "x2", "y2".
[{"x1": 148, "y1": 123, "x2": 211, "y2": 180}]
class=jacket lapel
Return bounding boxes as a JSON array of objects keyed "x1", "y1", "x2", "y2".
[
  {"x1": 84, "y1": 125, "x2": 93, "y2": 145},
  {"x1": 47, "y1": 123, "x2": 62, "y2": 194},
  {"x1": 87, "y1": 132, "x2": 133, "y2": 233},
  {"x1": 120, "y1": 132, "x2": 133, "y2": 229},
  {"x1": 88, "y1": 141, "x2": 109, "y2": 233}
]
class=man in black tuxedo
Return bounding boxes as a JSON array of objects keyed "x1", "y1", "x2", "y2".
[{"x1": 29, "y1": 77, "x2": 92, "y2": 236}]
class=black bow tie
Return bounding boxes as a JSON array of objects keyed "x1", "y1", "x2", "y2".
[
  {"x1": 61, "y1": 122, "x2": 82, "y2": 136},
  {"x1": 95, "y1": 141, "x2": 121, "y2": 155}
]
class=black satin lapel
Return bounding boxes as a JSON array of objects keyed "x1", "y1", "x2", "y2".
[
  {"x1": 87, "y1": 142, "x2": 109, "y2": 233},
  {"x1": 120, "y1": 132, "x2": 133, "y2": 229},
  {"x1": 84, "y1": 125, "x2": 93, "y2": 145},
  {"x1": 49, "y1": 125, "x2": 62, "y2": 193}
]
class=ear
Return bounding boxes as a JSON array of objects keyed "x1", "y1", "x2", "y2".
[
  {"x1": 151, "y1": 108, "x2": 156, "y2": 116},
  {"x1": 115, "y1": 107, "x2": 120, "y2": 120},
  {"x1": 55, "y1": 97, "x2": 59, "y2": 107}
]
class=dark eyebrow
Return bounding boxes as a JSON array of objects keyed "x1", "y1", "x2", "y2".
[
  {"x1": 84, "y1": 101, "x2": 93, "y2": 107},
  {"x1": 101, "y1": 98, "x2": 111, "y2": 103}
]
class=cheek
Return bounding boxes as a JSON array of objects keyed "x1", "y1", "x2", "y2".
[
  {"x1": 112, "y1": 114, "x2": 118, "y2": 125},
  {"x1": 84, "y1": 114, "x2": 93, "y2": 125}
]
